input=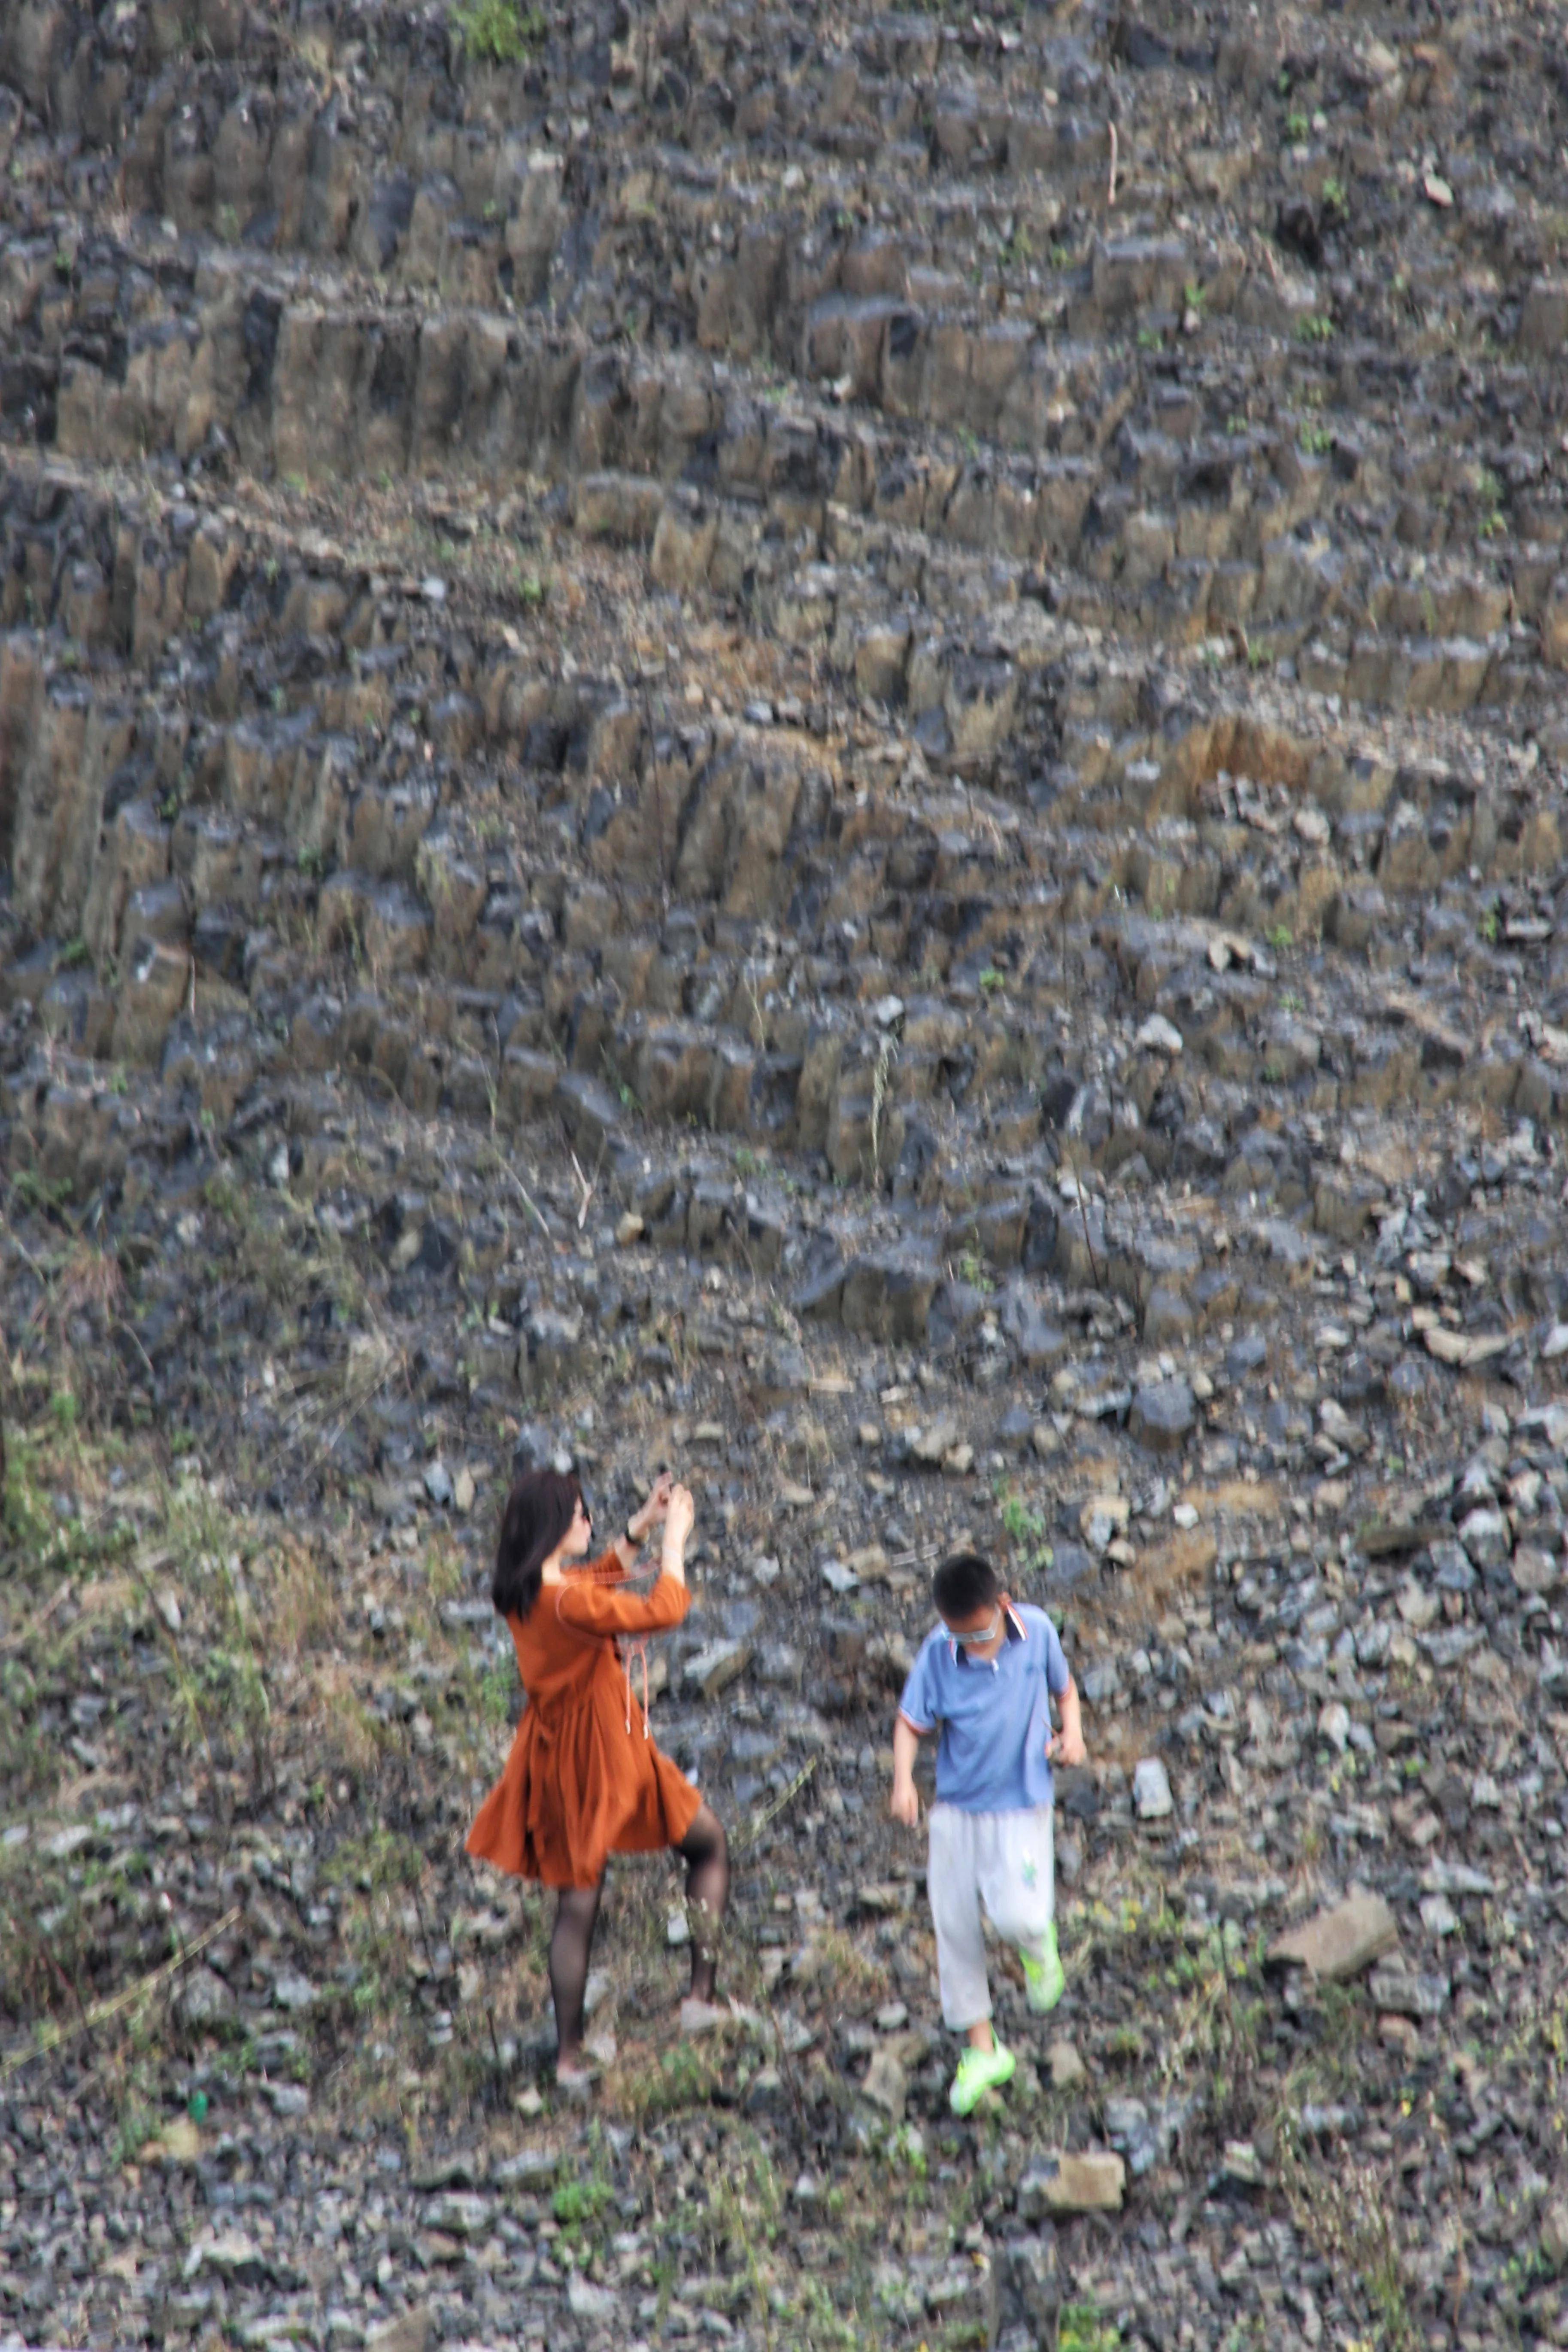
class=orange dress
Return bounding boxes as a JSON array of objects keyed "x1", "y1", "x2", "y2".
[{"x1": 466, "y1": 1550, "x2": 701, "y2": 1890}]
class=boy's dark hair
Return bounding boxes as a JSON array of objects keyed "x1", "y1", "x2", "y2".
[{"x1": 932, "y1": 1550, "x2": 1001, "y2": 1621}]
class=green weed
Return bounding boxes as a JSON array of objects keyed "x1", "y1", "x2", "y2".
[
  {"x1": 453, "y1": 0, "x2": 546, "y2": 58},
  {"x1": 1060, "y1": 2304, "x2": 1121, "y2": 2352}
]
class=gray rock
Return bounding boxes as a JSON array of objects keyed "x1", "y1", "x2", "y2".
[
  {"x1": 860, "y1": 2046, "x2": 908, "y2": 2118},
  {"x1": 1368, "y1": 1963, "x2": 1449, "y2": 2019},
  {"x1": 421, "y1": 2191, "x2": 491, "y2": 2238},
  {"x1": 1513, "y1": 1545, "x2": 1560, "y2": 1595},
  {"x1": 1132, "y1": 1757, "x2": 1174, "y2": 1820},
  {"x1": 175, "y1": 1965, "x2": 238, "y2": 2032},
  {"x1": 911, "y1": 1415, "x2": 962, "y2": 1465},
  {"x1": 1081, "y1": 1659, "x2": 1121, "y2": 1707},
  {"x1": 995, "y1": 2233, "x2": 1059, "y2": 2337},
  {"x1": 1458, "y1": 1505, "x2": 1511, "y2": 1571},
  {"x1": 1128, "y1": 1379, "x2": 1195, "y2": 1452},
  {"x1": 683, "y1": 1639, "x2": 752, "y2": 1698},
  {"x1": 566, "y1": 2273, "x2": 620, "y2": 2321}
]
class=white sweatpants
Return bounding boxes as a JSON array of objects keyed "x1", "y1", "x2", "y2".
[{"x1": 928, "y1": 1803, "x2": 1055, "y2": 2031}]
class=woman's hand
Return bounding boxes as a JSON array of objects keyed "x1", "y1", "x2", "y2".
[
  {"x1": 629, "y1": 1469, "x2": 673, "y2": 1546},
  {"x1": 662, "y1": 1483, "x2": 695, "y2": 1583}
]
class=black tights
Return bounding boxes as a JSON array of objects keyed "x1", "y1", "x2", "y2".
[{"x1": 550, "y1": 1803, "x2": 729, "y2": 2069}]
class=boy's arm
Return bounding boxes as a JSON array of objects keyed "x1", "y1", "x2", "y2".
[
  {"x1": 1048, "y1": 1674, "x2": 1086, "y2": 1769},
  {"x1": 891, "y1": 1713, "x2": 924, "y2": 1826}
]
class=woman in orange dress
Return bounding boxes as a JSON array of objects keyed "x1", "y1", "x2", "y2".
[{"x1": 466, "y1": 1465, "x2": 728, "y2": 2084}]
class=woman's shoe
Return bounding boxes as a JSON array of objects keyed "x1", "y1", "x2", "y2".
[{"x1": 949, "y1": 2039, "x2": 1016, "y2": 2116}]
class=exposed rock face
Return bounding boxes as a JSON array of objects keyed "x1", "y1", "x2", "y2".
[{"x1": 5, "y1": 1, "x2": 1568, "y2": 2349}]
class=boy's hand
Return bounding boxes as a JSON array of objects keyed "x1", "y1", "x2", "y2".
[
  {"x1": 1048, "y1": 1725, "x2": 1086, "y2": 1768},
  {"x1": 890, "y1": 1778, "x2": 920, "y2": 1829}
]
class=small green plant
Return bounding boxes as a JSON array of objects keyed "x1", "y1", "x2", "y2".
[
  {"x1": 1479, "y1": 905, "x2": 1500, "y2": 944},
  {"x1": 10, "y1": 1168, "x2": 74, "y2": 1216},
  {"x1": 1297, "y1": 313, "x2": 1334, "y2": 343},
  {"x1": 997, "y1": 1485, "x2": 1054, "y2": 1584},
  {"x1": 1285, "y1": 109, "x2": 1310, "y2": 141},
  {"x1": 1266, "y1": 922, "x2": 1294, "y2": 951},
  {"x1": 1183, "y1": 279, "x2": 1205, "y2": 313},
  {"x1": 552, "y1": 2168, "x2": 616, "y2": 2235},
  {"x1": 1048, "y1": 242, "x2": 1071, "y2": 268},
  {"x1": 515, "y1": 565, "x2": 548, "y2": 608},
  {"x1": 978, "y1": 965, "x2": 1006, "y2": 995},
  {"x1": 956, "y1": 1248, "x2": 995, "y2": 1295},
  {"x1": 1277, "y1": 2120, "x2": 1417, "y2": 2351},
  {"x1": 1136, "y1": 324, "x2": 1162, "y2": 350},
  {"x1": 1060, "y1": 2303, "x2": 1121, "y2": 2352},
  {"x1": 1322, "y1": 176, "x2": 1347, "y2": 217},
  {"x1": 1299, "y1": 421, "x2": 1333, "y2": 456}
]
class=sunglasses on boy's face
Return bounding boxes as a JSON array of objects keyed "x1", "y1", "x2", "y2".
[{"x1": 952, "y1": 1606, "x2": 1003, "y2": 1650}]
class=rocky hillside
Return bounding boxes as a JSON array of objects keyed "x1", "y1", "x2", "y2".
[{"x1": 3, "y1": 0, "x2": 1568, "y2": 2346}]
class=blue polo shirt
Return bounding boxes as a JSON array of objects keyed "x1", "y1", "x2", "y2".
[{"x1": 898, "y1": 1603, "x2": 1071, "y2": 1812}]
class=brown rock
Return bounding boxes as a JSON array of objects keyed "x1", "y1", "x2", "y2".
[
  {"x1": 1268, "y1": 1893, "x2": 1398, "y2": 1982},
  {"x1": 367, "y1": 2308, "x2": 435, "y2": 2352},
  {"x1": 1018, "y1": 2150, "x2": 1125, "y2": 2215}
]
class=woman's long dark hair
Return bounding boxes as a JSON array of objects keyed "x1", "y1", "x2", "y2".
[{"x1": 493, "y1": 1468, "x2": 583, "y2": 1620}]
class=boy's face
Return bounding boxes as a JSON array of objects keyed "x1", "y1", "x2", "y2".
[{"x1": 940, "y1": 1592, "x2": 1010, "y2": 1661}]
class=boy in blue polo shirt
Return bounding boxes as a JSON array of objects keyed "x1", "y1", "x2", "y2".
[{"x1": 890, "y1": 1550, "x2": 1086, "y2": 2115}]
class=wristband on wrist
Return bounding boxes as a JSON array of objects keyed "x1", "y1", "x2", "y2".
[{"x1": 624, "y1": 1519, "x2": 640, "y2": 1549}]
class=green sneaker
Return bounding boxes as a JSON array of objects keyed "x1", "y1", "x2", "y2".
[
  {"x1": 949, "y1": 2039, "x2": 1016, "y2": 2116},
  {"x1": 1021, "y1": 1928, "x2": 1065, "y2": 2015}
]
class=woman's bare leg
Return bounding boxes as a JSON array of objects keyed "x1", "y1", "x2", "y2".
[
  {"x1": 675, "y1": 1803, "x2": 729, "y2": 2003},
  {"x1": 549, "y1": 1878, "x2": 604, "y2": 2075}
]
